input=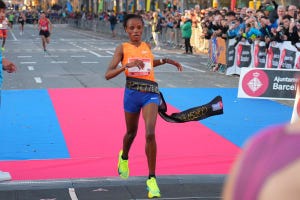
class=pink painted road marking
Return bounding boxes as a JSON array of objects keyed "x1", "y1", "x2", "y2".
[{"x1": 0, "y1": 88, "x2": 240, "y2": 180}]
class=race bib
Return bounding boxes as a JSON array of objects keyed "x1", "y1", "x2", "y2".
[
  {"x1": 127, "y1": 58, "x2": 151, "y2": 76},
  {"x1": 41, "y1": 26, "x2": 47, "y2": 30},
  {"x1": 0, "y1": 23, "x2": 7, "y2": 29}
]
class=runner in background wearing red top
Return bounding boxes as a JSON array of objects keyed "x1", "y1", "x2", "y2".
[
  {"x1": 0, "y1": 2, "x2": 8, "y2": 51},
  {"x1": 38, "y1": 12, "x2": 52, "y2": 52}
]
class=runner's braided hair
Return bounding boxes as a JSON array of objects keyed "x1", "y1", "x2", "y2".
[
  {"x1": 123, "y1": 14, "x2": 144, "y2": 30},
  {"x1": 0, "y1": 0, "x2": 6, "y2": 9}
]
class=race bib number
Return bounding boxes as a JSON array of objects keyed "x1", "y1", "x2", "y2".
[
  {"x1": 41, "y1": 26, "x2": 47, "y2": 30},
  {"x1": 0, "y1": 23, "x2": 7, "y2": 29},
  {"x1": 127, "y1": 58, "x2": 151, "y2": 76}
]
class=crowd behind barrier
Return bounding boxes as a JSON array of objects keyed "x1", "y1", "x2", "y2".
[
  {"x1": 67, "y1": 17, "x2": 210, "y2": 53},
  {"x1": 220, "y1": 38, "x2": 300, "y2": 75},
  {"x1": 200, "y1": 2, "x2": 300, "y2": 74},
  {"x1": 10, "y1": 1, "x2": 300, "y2": 76}
]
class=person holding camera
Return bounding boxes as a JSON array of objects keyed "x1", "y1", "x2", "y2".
[
  {"x1": 227, "y1": 17, "x2": 245, "y2": 39},
  {"x1": 242, "y1": 18, "x2": 262, "y2": 44},
  {"x1": 287, "y1": 5, "x2": 298, "y2": 20},
  {"x1": 258, "y1": 16, "x2": 276, "y2": 48},
  {"x1": 274, "y1": 15, "x2": 299, "y2": 45}
]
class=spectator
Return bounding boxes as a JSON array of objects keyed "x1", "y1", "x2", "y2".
[
  {"x1": 227, "y1": 16, "x2": 245, "y2": 39},
  {"x1": 287, "y1": 5, "x2": 298, "y2": 19},
  {"x1": 108, "y1": 12, "x2": 118, "y2": 38},
  {"x1": 243, "y1": 17, "x2": 262, "y2": 43},
  {"x1": 273, "y1": 5, "x2": 286, "y2": 27},
  {"x1": 150, "y1": 11, "x2": 162, "y2": 50},
  {"x1": 222, "y1": 121, "x2": 300, "y2": 200},
  {"x1": 180, "y1": 16, "x2": 193, "y2": 54},
  {"x1": 274, "y1": 14, "x2": 299, "y2": 45},
  {"x1": 262, "y1": 4, "x2": 275, "y2": 17},
  {"x1": 259, "y1": 16, "x2": 275, "y2": 47},
  {"x1": 245, "y1": 8, "x2": 255, "y2": 18}
]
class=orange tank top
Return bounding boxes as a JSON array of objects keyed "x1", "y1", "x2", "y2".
[{"x1": 122, "y1": 42, "x2": 155, "y2": 82}]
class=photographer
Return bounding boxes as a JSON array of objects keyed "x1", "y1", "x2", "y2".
[
  {"x1": 210, "y1": 13, "x2": 225, "y2": 39},
  {"x1": 274, "y1": 15, "x2": 299, "y2": 45},
  {"x1": 259, "y1": 16, "x2": 276, "y2": 47},
  {"x1": 242, "y1": 18, "x2": 262, "y2": 44},
  {"x1": 287, "y1": 5, "x2": 298, "y2": 20},
  {"x1": 227, "y1": 17, "x2": 245, "y2": 39}
]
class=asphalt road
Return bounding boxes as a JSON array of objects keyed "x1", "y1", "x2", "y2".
[
  {"x1": 2, "y1": 24, "x2": 240, "y2": 91},
  {"x1": 0, "y1": 23, "x2": 238, "y2": 200}
]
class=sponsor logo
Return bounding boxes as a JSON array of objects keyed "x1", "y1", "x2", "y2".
[{"x1": 242, "y1": 69, "x2": 269, "y2": 97}]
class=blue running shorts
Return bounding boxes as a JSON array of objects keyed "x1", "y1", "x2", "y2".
[{"x1": 124, "y1": 88, "x2": 160, "y2": 113}]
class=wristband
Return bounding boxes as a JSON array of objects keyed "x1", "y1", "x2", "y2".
[{"x1": 160, "y1": 59, "x2": 163, "y2": 64}]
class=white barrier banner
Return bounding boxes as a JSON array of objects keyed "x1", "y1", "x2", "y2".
[
  {"x1": 226, "y1": 38, "x2": 238, "y2": 75},
  {"x1": 238, "y1": 68, "x2": 299, "y2": 100},
  {"x1": 253, "y1": 41, "x2": 267, "y2": 68},
  {"x1": 266, "y1": 41, "x2": 281, "y2": 69},
  {"x1": 236, "y1": 42, "x2": 253, "y2": 68},
  {"x1": 278, "y1": 41, "x2": 297, "y2": 69},
  {"x1": 224, "y1": 40, "x2": 300, "y2": 75}
]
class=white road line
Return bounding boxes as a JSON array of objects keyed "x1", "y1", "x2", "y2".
[
  {"x1": 166, "y1": 83, "x2": 176, "y2": 87},
  {"x1": 18, "y1": 56, "x2": 32, "y2": 58},
  {"x1": 89, "y1": 51, "x2": 111, "y2": 58},
  {"x1": 68, "y1": 188, "x2": 79, "y2": 200},
  {"x1": 27, "y1": 66, "x2": 34, "y2": 71},
  {"x1": 105, "y1": 51, "x2": 114, "y2": 55},
  {"x1": 45, "y1": 55, "x2": 59, "y2": 58},
  {"x1": 181, "y1": 62, "x2": 206, "y2": 72},
  {"x1": 9, "y1": 29, "x2": 17, "y2": 41},
  {"x1": 71, "y1": 55, "x2": 86, "y2": 58},
  {"x1": 81, "y1": 61, "x2": 99, "y2": 64},
  {"x1": 88, "y1": 50, "x2": 102, "y2": 57},
  {"x1": 34, "y1": 77, "x2": 42, "y2": 83},
  {"x1": 20, "y1": 62, "x2": 36, "y2": 64},
  {"x1": 51, "y1": 61, "x2": 68, "y2": 64},
  {"x1": 88, "y1": 50, "x2": 111, "y2": 57}
]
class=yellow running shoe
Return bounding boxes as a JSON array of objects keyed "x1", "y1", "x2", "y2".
[
  {"x1": 118, "y1": 150, "x2": 129, "y2": 179},
  {"x1": 146, "y1": 177, "x2": 161, "y2": 198}
]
